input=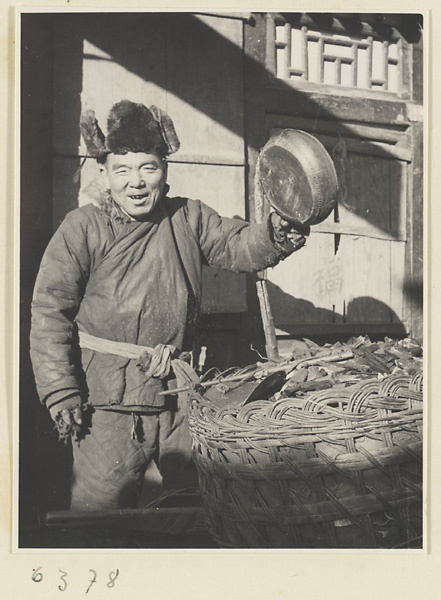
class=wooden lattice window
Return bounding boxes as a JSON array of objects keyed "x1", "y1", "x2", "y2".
[{"x1": 273, "y1": 18, "x2": 403, "y2": 93}]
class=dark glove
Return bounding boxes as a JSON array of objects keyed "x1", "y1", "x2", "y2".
[
  {"x1": 270, "y1": 212, "x2": 310, "y2": 251},
  {"x1": 48, "y1": 395, "x2": 84, "y2": 440}
]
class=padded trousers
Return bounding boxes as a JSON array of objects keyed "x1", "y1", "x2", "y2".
[{"x1": 70, "y1": 404, "x2": 198, "y2": 511}]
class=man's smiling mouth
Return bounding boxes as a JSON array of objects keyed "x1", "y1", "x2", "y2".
[{"x1": 129, "y1": 193, "x2": 149, "y2": 202}]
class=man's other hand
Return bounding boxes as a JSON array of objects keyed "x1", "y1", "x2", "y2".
[{"x1": 49, "y1": 396, "x2": 84, "y2": 438}]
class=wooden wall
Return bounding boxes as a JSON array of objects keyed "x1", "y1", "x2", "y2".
[{"x1": 243, "y1": 13, "x2": 423, "y2": 343}]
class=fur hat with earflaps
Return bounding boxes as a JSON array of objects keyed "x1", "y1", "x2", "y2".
[{"x1": 79, "y1": 100, "x2": 180, "y2": 162}]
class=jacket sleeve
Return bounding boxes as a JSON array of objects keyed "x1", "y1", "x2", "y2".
[
  {"x1": 30, "y1": 211, "x2": 91, "y2": 410},
  {"x1": 195, "y1": 200, "x2": 297, "y2": 272}
]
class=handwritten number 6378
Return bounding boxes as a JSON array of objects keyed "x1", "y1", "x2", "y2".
[{"x1": 32, "y1": 567, "x2": 120, "y2": 591}]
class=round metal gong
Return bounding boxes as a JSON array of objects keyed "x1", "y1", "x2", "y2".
[{"x1": 258, "y1": 129, "x2": 339, "y2": 227}]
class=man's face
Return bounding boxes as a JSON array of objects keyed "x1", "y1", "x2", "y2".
[{"x1": 101, "y1": 151, "x2": 167, "y2": 219}]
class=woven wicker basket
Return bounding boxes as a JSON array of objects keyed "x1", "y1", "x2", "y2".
[{"x1": 188, "y1": 372, "x2": 423, "y2": 549}]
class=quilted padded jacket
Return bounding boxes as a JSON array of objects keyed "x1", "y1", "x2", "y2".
[{"x1": 30, "y1": 188, "x2": 295, "y2": 412}]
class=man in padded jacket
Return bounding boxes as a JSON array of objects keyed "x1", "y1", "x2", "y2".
[{"x1": 30, "y1": 100, "x2": 308, "y2": 511}]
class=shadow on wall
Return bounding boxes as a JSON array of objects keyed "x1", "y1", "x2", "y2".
[
  {"x1": 195, "y1": 286, "x2": 409, "y2": 374},
  {"x1": 265, "y1": 280, "x2": 408, "y2": 337}
]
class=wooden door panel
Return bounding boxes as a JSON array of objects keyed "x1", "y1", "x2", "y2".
[
  {"x1": 201, "y1": 268, "x2": 247, "y2": 313},
  {"x1": 335, "y1": 153, "x2": 407, "y2": 240},
  {"x1": 262, "y1": 122, "x2": 408, "y2": 329},
  {"x1": 267, "y1": 217, "x2": 403, "y2": 327},
  {"x1": 337, "y1": 235, "x2": 393, "y2": 323},
  {"x1": 338, "y1": 154, "x2": 391, "y2": 232},
  {"x1": 267, "y1": 232, "x2": 337, "y2": 328}
]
